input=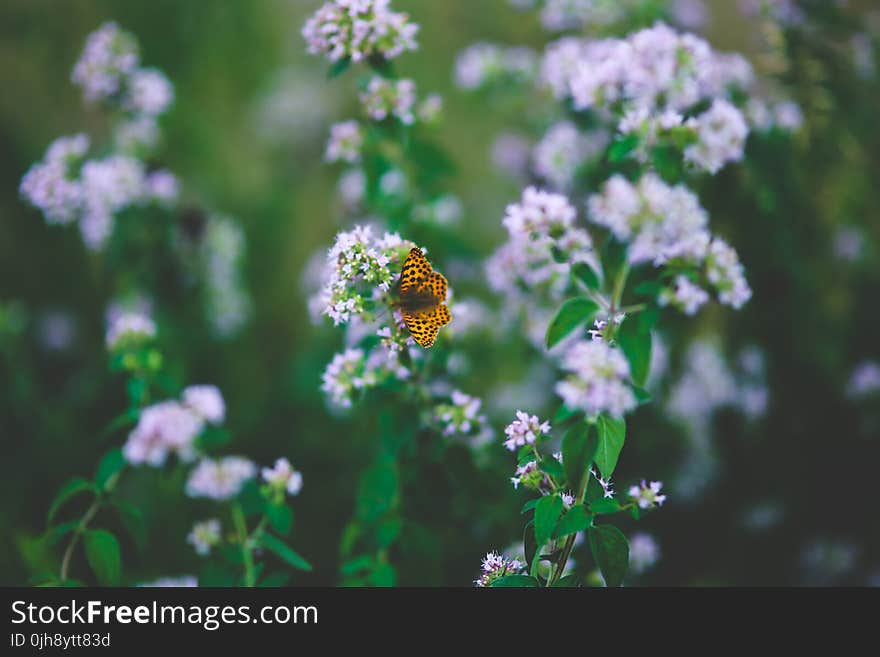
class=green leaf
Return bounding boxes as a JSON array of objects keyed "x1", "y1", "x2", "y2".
[
  {"x1": 491, "y1": 575, "x2": 539, "y2": 587},
  {"x1": 553, "y1": 405, "x2": 583, "y2": 425},
  {"x1": 588, "y1": 525, "x2": 629, "y2": 588},
  {"x1": 608, "y1": 133, "x2": 640, "y2": 163},
  {"x1": 524, "y1": 521, "x2": 538, "y2": 573},
  {"x1": 571, "y1": 262, "x2": 601, "y2": 291},
  {"x1": 258, "y1": 571, "x2": 292, "y2": 587},
  {"x1": 340, "y1": 555, "x2": 374, "y2": 577},
  {"x1": 553, "y1": 574, "x2": 580, "y2": 587},
  {"x1": 545, "y1": 298, "x2": 599, "y2": 349},
  {"x1": 83, "y1": 529, "x2": 121, "y2": 585},
  {"x1": 327, "y1": 56, "x2": 351, "y2": 79},
  {"x1": 259, "y1": 533, "x2": 312, "y2": 572},
  {"x1": 355, "y1": 461, "x2": 398, "y2": 523},
  {"x1": 554, "y1": 504, "x2": 593, "y2": 538},
  {"x1": 94, "y1": 448, "x2": 125, "y2": 490},
  {"x1": 517, "y1": 445, "x2": 535, "y2": 466},
  {"x1": 617, "y1": 316, "x2": 652, "y2": 386},
  {"x1": 585, "y1": 471, "x2": 607, "y2": 504},
  {"x1": 375, "y1": 517, "x2": 402, "y2": 548},
  {"x1": 632, "y1": 386, "x2": 652, "y2": 404},
  {"x1": 589, "y1": 498, "x2": 622, "y2": 514},
  {"x1": 44, "y1": 521, "x2": 80, "y2": 547},
  {"x1": 112, "y1": 501, "x2": 147, "y2": 550},
  {"x1": 48, "y1": 478, "x2": 94, "y2": 523},
  {"x1": 594, "y1": 414, "x2": 626, "y2": 479},
  {"x1": 562, "y1": 423, "x2": 598, "y2": 491},
  {"x1": 369, "y1": 561, "x2": 396, "y2": 586},
  {"x1": 267, "y1": 503, "x2": 293, "y2": 535},
  {"x1": 534, "y1": 495, "x2": 564, "y2": 547},
  {"x1": 237, "y1": 480, "x2": 267, "y2": 517},
  {"x1": 538, "y1": 456, "x2": 565, "y2": 484},
  {"x1": 520, "y1": 499, "x2": 540, "y2": 515}
]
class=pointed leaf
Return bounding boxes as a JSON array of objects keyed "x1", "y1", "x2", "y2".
[
  {"x1": 588, "y1": 524, "x2": 629, "y2": 588},
  {"x1": 259, "y1": 533, "x2": 312, "y2": 572},
  {"x1": 554, "y1": 504, "x2": 593, "y2": 538},
  {"x1": 594, "y1": 414, "x2": 626, "y2": 479},
  {"x1": 48, "y1": 478, "x2": 95, "y2": 523},
  {"x1": 83, "y1": 529, "x2": 121, "y2": 586},
  {"x1": 545, "y1": 298, "x2": 599, "y2": 349},
  {"x1": 562, "y1": 423, "x2": 597, "y2": 490},
  {"x1": 534, "y1": 495, "x2": 564, "y2": 547},
  {"x1": 491, "y1": 575, "x2": 539, "y2": 587}
]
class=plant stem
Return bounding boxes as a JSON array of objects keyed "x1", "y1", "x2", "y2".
[
  {"x1": 232, "y1": 503, "x2": 257, "y2": 587},
  {"x1": 59, "y1": 497, "x2": 102, "y2": 582},
  {"x1": 549, "y1": 466, "x2": 592, "y2": 586}
]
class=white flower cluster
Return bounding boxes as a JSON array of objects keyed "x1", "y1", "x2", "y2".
[
  {"x1": 745, "y1": 98, "x2": 804, "y2": 133},
  {"x1": 317, "y1": 225, "x2": 417, "y2": 325},
  {"x1": 261, "y1": 457, "x2": 304, "y2": 496},
  {"x1": 72, "y1": 22, "x2": 173, "y2": 150},
  {"x1": 302, "y1": 0, "x2": 419, "y2": 63},
  {"x1": 588, "y1": 173, "x2": 709, "y2": 265},
  {"x1": 587, "y1": 173, "x2": 751, "y2": 311},
  {"x1": 487, "y1": 187, "x2": 595, "y2": 302},
  {"x1": 628, "y1": 479, "x2": 667, "y2": 509},
  {"x1": 123, "y1": 385, "x2": 225, "y2": 466},
  {"x1": 556, "y1": 340, "x2": 636, "y2": 417},
  {"x1": 684, "y1": 99, "x2": 750, "y2": 173},
  {"x1": 325, "y1": 120, "x2": 364, "y2": 164},
  {"x1": 474, "y1": 551, "x2": 525, "y2": 587},
  {"x1": 659, "y1": 275, "x2": 710, "y2": 316},
  {"x1": 531, "y1": 121, "x2": 608, "y2": 190},
  {"x1": 187, "y1": 518, "x2": 221, "y2": 556},
  {"x1": 186, "y1": 456, "x2": 257, "y2": 501},
  {"x1": 200, "y1": 216, "x2": 252, "y2": 338},
  {"x1": 20, "y1": 135, "x2": 179, "y2": 250},
  {"x1": 454, "y1": 43, "x2": 538, "y2": 90},
  {"x1": 503, "y1": 411, "x2": 551, "y2": 451},
  {"x1": 359, "y1": 76, "x2": 417, "y2": 124},
  {"x1": 320, "y1": 345, "x2": 410, "y2": 409},
  {"x1": 564, "y1": 24, "x2": 753, "y2": 113},
  {"x1": 433, "y1": 390, "x2": 488, "y2": 439}
]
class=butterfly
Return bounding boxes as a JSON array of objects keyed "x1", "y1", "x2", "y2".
[{"x1": 397, "y1": 247, "x2": 451, "y2": 348}]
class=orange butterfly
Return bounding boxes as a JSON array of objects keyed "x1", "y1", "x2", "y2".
[{"x1": 397, "y1": 247, "x2": 451, "y2": 348}]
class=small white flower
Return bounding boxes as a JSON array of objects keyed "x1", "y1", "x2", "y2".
[
  {"x1": 503, "y1": 410, "x2": 551, "y2": 451},
  {"x1": 628, "y1": 480, "x2": 667, "y2": 509},
  {"x1": 261, "y1": 457, "x2": 304, "y2": 496},
  {"x1": 187, "y1": 519, "x2": 221, "y2": 556}
]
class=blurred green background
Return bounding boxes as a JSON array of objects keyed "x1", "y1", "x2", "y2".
[{"x1": 1, "y1": 0, "x2": 879, "y2": 585}]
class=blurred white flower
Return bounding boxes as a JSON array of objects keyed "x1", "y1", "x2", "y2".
[
  {"x1": 556, "y1": 340, "x2": 636, "y2": 417},
  {"x1": 123, "y1": 401, "x2": 204, "y2": 466},
  {"x1": 262, "y1": 458, "x2": 304, "y2": 496},
  {"x1": 187, "y1": 519, "x2": 221, "y2": 556},
  {"x1": 185, "y1": 456, "x2": 256, "y2": 500},
  {"x1": 183, "y1": 385, "x2": 226, "y2": 425}
]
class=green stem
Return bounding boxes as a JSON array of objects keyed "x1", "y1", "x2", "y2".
[
  {"x1": 59, "y1": 497, "x2": 102, "y2": 582},
  {"x1": 58, "y1": 470, "x2": 123, "y2": 582},
  {"x1": 549, "y1": 466, "x2": 592, "y2": 587},
  {"x1": 232, "y1": 503, "x2": 257, "y2": 587}
]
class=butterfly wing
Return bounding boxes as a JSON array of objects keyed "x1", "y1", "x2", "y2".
[
  {"x1": 398, "y1": 248, "x2": 451, "y2": 348},
  {"x1": 399, "y1": 248, "x2": 432, "y2": 296},
  {"x1": 402, "y1": 304, "x2": 452, "y2": 348}
]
